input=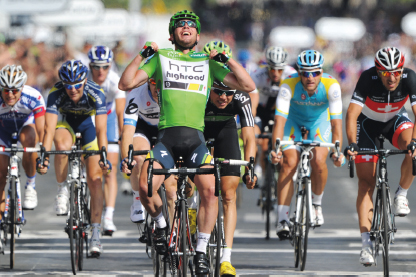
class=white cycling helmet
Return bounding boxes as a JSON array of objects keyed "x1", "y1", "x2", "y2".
[
  {"x1": 0, "y1": 65, "x2": 27, "y2": 89},
  {"x1": 375, "y1": 47, "x2": 405, "y2": 71},
  {"x1": 265, "y1": 46, "x2": 288, "y2": 69}
]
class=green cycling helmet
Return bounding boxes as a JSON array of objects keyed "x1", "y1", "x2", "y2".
[
  {"x1": 203, "y1": 40, "x2": 232, "y2": 59},
  {"x1": 169, "y1": 10, "x2": 201, "y2": 35}
]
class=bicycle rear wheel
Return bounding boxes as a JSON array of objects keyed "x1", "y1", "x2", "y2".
[
  {"x1": 69, "y1": 183, "x2": 78, "y2": 275},
  {"x1": 264, "y1": 162, "x2": 274, "y2": 240},
  {"x1": 298, "y1": 178, "x2": 310, "y2": 271},
  {"x1": 178, "y1": 201, "x2": 189, "y2": 277},
  {"x1": 9, "y1": 176, "x2": 17, "y2": 269},
  {"x1": 381, "y1": 181, "x2": 390, "y2": 276}
]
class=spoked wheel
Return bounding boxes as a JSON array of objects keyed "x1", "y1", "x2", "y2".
[
  {"x1": 293, "y1": 220, "x2": 300, "y2": 268},
  {"x1": 264, "y1": 162, "x2": 274, "y2": 240},
  {"x1": 208, "y1": 223, "x2": 217, "y2": 277},
  {"x1": 9, "y1": 176, "x2": 17, "y2": 269},
  {"x1": 178, "y1": 201, "x2": 189, "y2": 277},
  {"x1": 215, "y1": 202, "x2": 223, "y2": 277},
  {"x1": 381, "y1": 182, "x2": 390, "y2": 276},
  {"x1": 69, "y1": 184, "x2": 78, "y2": 275},
  {"x1": 298, "y1": 178, "x2": 310, "y2": 271}
]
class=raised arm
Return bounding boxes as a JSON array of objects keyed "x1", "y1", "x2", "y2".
[{"x1": 222, "y1": 58, "x2": 255, "y2": 92}]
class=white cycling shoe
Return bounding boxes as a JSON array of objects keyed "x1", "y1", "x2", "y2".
[
  {"x1": 360, "y1": 247, "x2": 375, "y2": 266},
  {"x1": 120, "y1": 181, "x2": 133, "y2": 195},
  {"x1": 276, "y1": 220, "x2": 290, "y2": 240},
  {"x1": 55, "y1": 187, "x2": 69, "y2": 216},
  {"x1": 102, "y1": 217, "x2": 117, "y2": 236},
  {"x1": 23, "y1": 186, "x2": 38, "y2": 210},
  {"x1": 89, "y1": 236, "x2": 102, "y2": 257},
  {"x1": 394, "y1": 195, "x2": 410, "y2": 216},
  {"x1": 130, "y1": 200, "x2": 145, "y2": 223},
  {"x1": 314, "y1": 204, "x2": 324, "y2": 226}
]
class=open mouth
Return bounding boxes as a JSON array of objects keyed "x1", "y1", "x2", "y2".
[{"x1": 182, "y1": 31, "x2": 191, "y2": 36}]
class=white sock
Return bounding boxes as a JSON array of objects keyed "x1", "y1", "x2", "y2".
[
  {"x1": 196, "y1": 232, "x2": 210, "y2": 253},
  {"x1": 361, "y1": 232, "x2": 371, "y2": 249},
  {"x1": 220, "y1": 247, "x2": 232, "y2": 263},
  {"x1": 91, "y1": 223, "x2": 101, "y2": 239},
  {"x1": 153, "y1": 212, "x2": 167, "y2": 229},
  {"x1": 26, "y1": 174, "x2": 36, "y2": 189},
  {"x1": 105, "y1": 207, "x2": 114, "y2": 221},
  {"x1": 277, "y1": 205, "x2": 290, "y2": 223},
  {"x1": 133, "y1": 190, "x2": 140, "y2": 201},
  {"x1": 57, "y1": 182, "x2": 68, "y2": 194},
  {"x1": 312, "y1": 191, "x2": 324, "y2": 206},
  {"x1": 395, "y1": 185, "x2": 408, "y2": 198}
]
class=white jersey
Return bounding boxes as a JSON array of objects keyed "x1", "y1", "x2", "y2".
[
  {"x1": 88, "y1": 70, "x2": 126, "y2": 115},
  {"x1": 124, "y1": 83, "x2": 160, "y2": 127},
  {"x1": 250, "y1": 65, "x2": 297, "y2": 105}
]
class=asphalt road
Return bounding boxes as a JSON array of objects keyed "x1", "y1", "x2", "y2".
[{"x1": 1, "y1": 129, "x2": 416, "y2": 275}]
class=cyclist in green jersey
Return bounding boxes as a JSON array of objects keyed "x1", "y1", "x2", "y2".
[{"x1": 119, "y1": 10, "x2": 255, "y2": 276}]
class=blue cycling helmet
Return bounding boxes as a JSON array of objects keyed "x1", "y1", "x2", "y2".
[
  {"x1": 58, "y1": 60, "x2": 88, "y2": 83},
  {"x1": 88, "y1": 45, "x2": 113, "y2": 64},
  {"x1": 296, "y1": 50, "x2": 324, "y2": 71}
]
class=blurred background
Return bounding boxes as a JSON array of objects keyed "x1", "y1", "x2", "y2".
[{"x1": 2, "y1": 0, "x2": 416, "y2": 103}]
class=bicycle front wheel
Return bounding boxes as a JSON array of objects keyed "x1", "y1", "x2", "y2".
[
  {"x1": 265, "y1": 162, "x2": 274, "y2": 240},
  {"x1": 298, "y1": 178, "x2": 310, "y2": 271},
  {"x1": 69, "y1": 183, "x2": 78, "y2": 275},
  {"x1": 381, "y1": 181, "x2": 390, "y2": 276},
  {"x1": 215, "y1": 197, "x2": 223, "y2": 276},
  {"x1": 178, "y1": 201, "x2": 189, "y2": 277},
  {"x1": 9, "y1": 176, "x2": 17, "y2": 269}
]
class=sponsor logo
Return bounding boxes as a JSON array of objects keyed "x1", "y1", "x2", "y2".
[
  {"x1": 333, "y1": 90, "x2": 340, "y2": 98},
  {"x1": 147, "y1": 101, "x2": 150, "y2": 106},
  {"x1": 372, "y1": 75, "x2": 378, "y2": 80},
  {"x1": 234, "y1": 93, "x2": 250, "y2": 103},
  {"x1": 403, "y1": 73, "x2": 408, "y2": 78},
  {"x1": 293, "y1": 100, "x2": 326, "y2": 106},
  {"x1": 301, "y1": 94, "x2": 306, "y2": 100},
  {"x1": 191, "y1": 153, "x2": 197, "y2": 163},
  {"x1": 161, "y1": 150, "x2": 168, "y2": 157},
  {"x1": 88, "y1": 89, "x2": 103, "y2": 105},
  {"x1": 353, "y1": 92, "x2": 363, "y2": 101},
  {"x1": 190, "y1": 53, "x2": 207, "y2": 58},
  {"x1": 126, "y1": 98, "x2": 138, "y2": 114}
]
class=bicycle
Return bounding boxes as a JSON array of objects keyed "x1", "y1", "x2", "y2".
[
  {"x1": 276, "y1": 136, "x2": 340, "y2": 271},
  {"x1": 347, "y1": 134, "x2": 416, "y2": 276},
  {"x1": 256, "y1": 132, "x2": 277, "y2": 240},
  {"x1": 39, "y1": 133, "x2": 107, "y2": 275},
  {"x1": 147, "y1": 156, "x2": 253, "y2": 276},
  {"x1": 0, "y1": 132, "x2": 39, "y2": 269}
]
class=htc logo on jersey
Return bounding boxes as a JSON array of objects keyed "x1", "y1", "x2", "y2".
[{"x1": 166, "y1": 60, "x2": 205, "y2": 81}]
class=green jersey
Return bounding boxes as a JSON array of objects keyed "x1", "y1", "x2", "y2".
[{"x1": 140, "y1": 49, "x2": 230, "y2": 132}]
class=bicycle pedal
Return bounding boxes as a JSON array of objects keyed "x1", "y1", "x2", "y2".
[
  {"x1": 138, "y1": 234, "x2": 148, "y2": 244},
  {"x1": 102, "y1": 230, "x2": 114, "y2": 237},
  {"x1": 89, "y1": 252, "x2": 101, "y2": 259}
]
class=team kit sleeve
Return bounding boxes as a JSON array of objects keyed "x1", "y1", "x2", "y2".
[
  {"x1": 350, "y1": 72, "x2": 368, "y2": 107},
  {"x1": 27, "y1": 86, "x2": 46, "y2": 118},
  {"x1": 45, "y1": 85, "x2": 61, "y2": 115},
  {"x1": 210, "y1": 60, "x2": 231, "y2": 84},
  {"x1": 405, "y1": 69, "x2": 416, "y2": 107},
  {"x1": 236, "y1": 91, "x2": 255, "y2": 128},
  {"x1": 140, "y1": 53, "x2": 158, "y2": 79},
  {"x1": 275, "y1": 82, "x2": 293, "y2": 119},
  {"x1": 123, "y1": 89, "x2": 140, "y2": 127},
  {"x1": 327, "y1": 81, "x2": 343, "y2": 120},
  {"x1": 93, "y1": 88, "x2": 108, "y2": 115}
]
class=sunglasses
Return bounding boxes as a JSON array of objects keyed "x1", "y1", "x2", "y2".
[
  {"x1": 2, "y1": 88, "x2": 21, "y2": 94},
  {"x1": 212, "y1": 88, "x2": 235, "y2": 96},
  {"x1": 300, "y1": 70, "x2": 322, "y2": 78},
  {"x1": 379, "y1": 69, "x2": 402, "y2": 77},
  {"x1": 175, "y1": 20, "x2": 197, "y2": 29},
  {"x1": 63, "y1": 80, "x2": 85, "y2": 90},
  {"x1": 149, "y1": 79, "x2": 156, "y2": 85},
  {"x1": 91, "y1": 65, "x2": 110, "y2": 71},
  {"x1": 269, "y1": 68, "x2": 283, "y2": 73}
]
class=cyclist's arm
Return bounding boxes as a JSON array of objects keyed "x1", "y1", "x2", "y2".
[
  {"x1": 222, "y1": 58, "x2": 255, "y2": 92},
  {"x1": 95, "y1": 114, "x2": 108, "y2": 151},
  {"x1": 241, "y1": 126, "x2": 256, "y2": 161},
  {"x1": 249, "y1": 90, "x2": 259, "y2": 117},
  {"x1": 272, "y1": 83, "x2": 291, "y2": 151},
  {"x1": 272, "y1": 115, "x2": 286, "y2": 151},
  {"x1": 120, "y1": 124, "x2": 135, "y2": 161},
  {"x1": 346, "y1": 103, "x2": 362, "y2": 145},
  {"x1": 34, "y1": 114, "x2": 45, "y2": 144},
  {"x1": 115, "y1": 97, "x2": 126, "y2": 135},
  {"x1": 42, "y1": 112, "x2": 58, "y2": 152}
]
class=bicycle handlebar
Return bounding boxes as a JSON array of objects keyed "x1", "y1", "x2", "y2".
[
  {"x1": 126, "y1": 144, "x2": 149, "y2": 177},
  {"x1": 0, "y1": 146, "x2": 40, "y2": 153},
  {"x1": 275, "y1": 139, "x2": 340, "y2": 155},
  {"x1": 347, "y1": 149, "x2": 414, "y2": 178}
]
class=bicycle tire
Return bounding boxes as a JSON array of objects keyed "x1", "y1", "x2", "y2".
[
  {"x1": 215, "y1": 197, "x2": 223, "y2": 276},
  {"x1": 293, "y1": 181, "x2": 300, "y2": 268},
  {"x1": 381, "y1": 181, "x2": 390, "y2": 276},
  {"x1": 77, "y1": 184, "x2": 85, "y2": 271},
  {"x1": 69, "y1": 182, "x2": 77, "y2": 275},
  {"x1": 208, "y1": 223, "x2": 217, "y2": 277},
  {"x1": 265, "y1": 162, "x2": 273, "y2": 240},
  {"x1": 298, "y1": 177, "x2": 310, "y2": 271},
  {"x1": 9, "y1": 176, "x2": 16, "y2": 269},
  {"x1": 178, "y1": 201, "x2": 189, "y2": 277},
  {"x1": 81, "y1": 181, "x2": 90, "y2": 266},
  {"x1": 371, "y1": 190, "x2": 381, "y2": 262},
  {"x1": 159, "y1": 186, "x2": 170, "y2": 275}
]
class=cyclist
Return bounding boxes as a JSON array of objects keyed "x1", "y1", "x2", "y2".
[
  {"x1": 202, "y1": 41, "x2": 257, "y2": 276},
  {"x1": 37, "y1": 59, "x2": 111, "y2": 256},
  {"x1": 118, "y1": 10, "x2": 255, "y2": 275},
  {"x1": 120, "y1": 78, "x2": 177, "y2": 228},
  {"x1": 344, "y1": 47, "x2": 416, "y2": 265},
  {"x1": 0, "y1": 65, "x2": 45, "y2": 214},
  {"x1": 88, "y1": 45, "x2": 126, "y2": 235},
  {"x1": 250, "y1": 47, "x2": 296, "y2": 177},
  {"x1": 270, "y1": 50, "x2": 344, "y2": 239}
]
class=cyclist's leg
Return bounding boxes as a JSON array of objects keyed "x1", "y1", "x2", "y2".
[
  {"x1": 0, "y1": 152, "x2": 9, "y2": 219},
  {"x1": 220, "y1": 176, "x2": 240, "y2": 247},
  {"x1": 19, "y1": 123, "x2": 39, "y2": 209}
]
